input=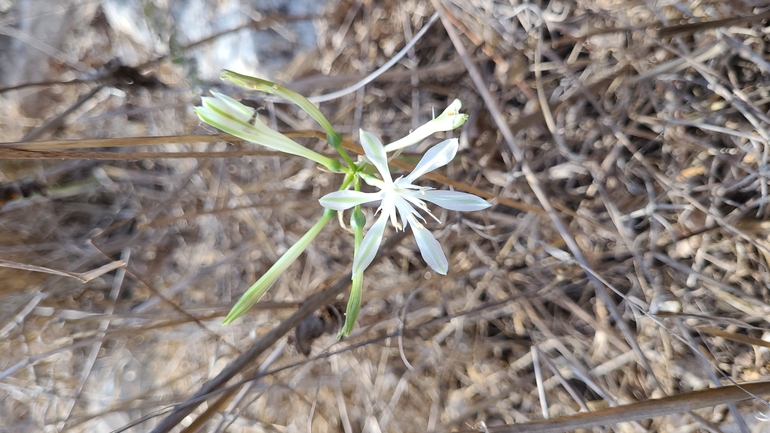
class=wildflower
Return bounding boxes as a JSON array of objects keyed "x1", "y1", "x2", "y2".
[
  {"x1": 194, "y1": 91, "x2": 340, "y2": 171},
  {"x1": 320, "y1": 130, "x2": 490, "y2": 275}
]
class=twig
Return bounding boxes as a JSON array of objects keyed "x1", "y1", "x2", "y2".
[
  {"x1": 147, "y1": 233, "x2": 405, "y2": 433},
  {"x1": 0, "y1": 258, "x2": 124, "y2": 283},
  {"x1": 452, "y1": 381, "x2": 770, "y2": 433},
  {"x1": 432, "y1": 0, "x2": 663, "y2": 400},
  {"x1": 305, "y1": 13, "x2": 440, "y2": 103}
]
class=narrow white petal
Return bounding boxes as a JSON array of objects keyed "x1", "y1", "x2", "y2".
[
  {"x1": 195, "y1": 106, "x2": 255, "y2": 138},
  {"x1": 405, "y1": 139, "x2": 458, "y2": 182},
  {"x1": 439, "y1": 99, "x2": 463, "y2": 117},
  {"x1": 196, "y1": 106, "x2": 332, "y2": 164},
  {"x1": 393, "y1": 194, "x2": 426, "y2": 229},
  {"x1": 382, "y1": 100, "x2": 468, "y2": 152},
  {"x1": 410, "y1": 221, "x2": 448, "y2": 275},
  {"x1": 210, "y1": 91, "x2": 255, "y2": 121},
  {"x1": 361, "y1": 173, "x2": 386, "y2": 189},
  {"x1": 202, "y1": 96, "x2": 251, "y2": 124},
  {"x1": 352, "y1": 213, "x2": 388, "y2": 275},
  {"x1": 420, "y1": 190, "x2": 491, "y2": 211},
  {"x1": 360, "y1": 130, "x2": 392, "y2": 183},
  {"x1": 319, "y1": 191, "x2": 381, "y2": 210},
  {"x1": 379, "y1": 193, "x2": 399, "y2": 230},
  {"x1": 399, "y1": 193, "x2": 439, "y2": 224}
]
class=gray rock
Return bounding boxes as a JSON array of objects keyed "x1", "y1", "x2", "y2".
[
  {"x1": 105, "y1": 0, "x2": 321, "y2": 80},
  {"x1": 0, "y1": 0, "x2": 81, "y2": 87}
]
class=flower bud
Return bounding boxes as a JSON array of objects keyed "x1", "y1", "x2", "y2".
[{"x1": 383, "y1": 99, "x2": 469, "y2": 152}]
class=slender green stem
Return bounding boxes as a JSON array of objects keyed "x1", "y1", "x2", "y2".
[
  {"x1": 339, "y1": 207, "x2": 366, "y2": 336},
  {"x1": 339, "y1": 173, "x2": 355, "y2": 191},
  {"x1": 336, "y1": 144, "x2": 357, "y2": 170},
  {"x1": 323, "y1": 131, "x2": 356, "y2": 170}
]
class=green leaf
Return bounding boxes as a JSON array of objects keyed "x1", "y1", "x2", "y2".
[{"x1": 222, "y1": 210, "x2": 335, "y2": 325}]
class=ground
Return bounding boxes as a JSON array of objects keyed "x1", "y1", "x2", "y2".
[{"x1": 1, "y1": 0, "x2": 770, "y2": 432}]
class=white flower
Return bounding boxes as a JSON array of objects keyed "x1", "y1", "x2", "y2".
[
  {"x1": 320, "y1": 130, "x2": 490, "y2": 275},
  {"x1": 194, "y1": 91, "x2": 339, "y2": 170}
]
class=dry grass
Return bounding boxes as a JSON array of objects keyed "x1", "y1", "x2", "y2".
[{"x1": 2, "y1": 0, "x2": 770, "y2": 432}]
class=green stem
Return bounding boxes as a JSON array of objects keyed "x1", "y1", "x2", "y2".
[
  {"x1": 324, "y1": 131, "x2": 356, "y2": 170},
  {"x1": 339, "y1": 207, "x2": 366, "y2": 336},
  {"x1": 335, "y1": 143, "x2": 357, "y2": 170},
  {"x1": 339, "y1": 172, "x2": 355, "y2": 191},
  {"x1": 339, "y1": 272, "x2": 363, "y2": 337}
]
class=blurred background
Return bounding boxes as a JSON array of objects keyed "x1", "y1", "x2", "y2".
[{"x1": 2, "y1": 0, "x2": 770, "y2": 432}]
